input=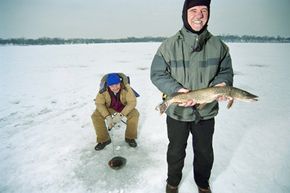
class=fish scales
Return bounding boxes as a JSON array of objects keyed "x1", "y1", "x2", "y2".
[{"x1": 171, "y1": 87, "x2": 229, "y2": 103}]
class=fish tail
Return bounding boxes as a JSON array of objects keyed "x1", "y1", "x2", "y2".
[{"x1": 155, "y1": 101, "x2": 169, "y2": 114}]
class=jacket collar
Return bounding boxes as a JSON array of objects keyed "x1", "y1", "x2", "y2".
[{"x1": 179, "y1": 27, "x2": 211, "y2": 51}]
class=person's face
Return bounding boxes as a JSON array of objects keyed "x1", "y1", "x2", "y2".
[
  {"x1": 187, "y1": 5, "x2": 209, "y2": 32},
  {"x1": 109, "y1": 83, "x2": 121, "y2": 94}
]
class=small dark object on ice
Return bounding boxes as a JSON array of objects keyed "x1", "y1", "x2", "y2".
[{"x1": 108, "y1": 156, "x2": 127, "y2": 170}]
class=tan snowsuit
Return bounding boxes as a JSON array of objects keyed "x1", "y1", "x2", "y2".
[{"x1": 91, "y1": 73, "x2": 139, "y2": 143}]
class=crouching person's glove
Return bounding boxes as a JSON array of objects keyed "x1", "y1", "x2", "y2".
[
  {"x1": 105, "y1": 115, "x2": 114, "y2": 130},
  {"x1": 112, "y1": 113, "x2": 125, "y2": 124}
]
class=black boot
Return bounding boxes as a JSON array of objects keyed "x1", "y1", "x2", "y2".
[
  {"x1": 95, "y1": 139, "x2": 111, "y2": 151},
  {"x1": 125, "y1": 138, "x2": 137, "y2": 147},
  {"x1": 198, "y1": 186, "x2": 212, "y2": 193},
  {"x1": 166, "y1": 184, "x2": 178, "y2": 193}
]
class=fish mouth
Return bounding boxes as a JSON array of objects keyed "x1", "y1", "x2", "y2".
[
  {"x1": 243, "y1": 97, "x2": 258, "y2": 102},
  {"x1": 250, "y1": 94, "x2": 259, "y2": 101},
  {"x1": 253, "y1": 97, "x2": 258, "y2": 101}
]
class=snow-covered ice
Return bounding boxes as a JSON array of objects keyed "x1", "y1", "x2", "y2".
[{"x1": 0, "y1": 42, "x2": 290, "y2": 193}]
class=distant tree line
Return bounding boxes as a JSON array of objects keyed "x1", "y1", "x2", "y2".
[
  {"x1": 0, "y1": 35, "x2": 289, "y2": 45},
  {"x1": 0, "y1": 37, "x2": 166, "y2": 45},
  {"x1": 217, "y1": 35, "x2": 290, "y2": 43}
]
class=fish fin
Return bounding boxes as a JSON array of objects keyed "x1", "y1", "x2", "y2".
[
  {"x1": 155, "y1": 101, "x2": 169, "y2": 114},
  {"x1": 227, "y1": 99, "x2": 234, "y2": 109}
]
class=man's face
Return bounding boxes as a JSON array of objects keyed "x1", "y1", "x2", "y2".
[
  {"x1": 109, "y1": 83, "x2": 121, "y2": 94},
  {"x1": 187, "y1": 5, "x2": 209, "y2": 32}
]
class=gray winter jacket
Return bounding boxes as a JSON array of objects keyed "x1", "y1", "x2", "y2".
[{"x1": 150, "y1": 27, "x2": 234, "y2": 121}]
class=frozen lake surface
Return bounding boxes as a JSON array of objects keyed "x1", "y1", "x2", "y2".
[{"x1": 0, "y1": 43, "x2": 290, "y2": 193}]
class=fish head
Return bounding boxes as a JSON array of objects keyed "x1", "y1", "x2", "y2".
[{"x1": 235, "y1": 90, "x2": 258, "y2": 102}]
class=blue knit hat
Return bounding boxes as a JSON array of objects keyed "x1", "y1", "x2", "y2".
[{"x1": 107, "y1": 73, "x2": 121, "y2": 86}]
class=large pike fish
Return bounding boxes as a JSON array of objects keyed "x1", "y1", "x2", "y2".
[{"x1": 156, "y1": 86, "x2": 258, "y2": 114}]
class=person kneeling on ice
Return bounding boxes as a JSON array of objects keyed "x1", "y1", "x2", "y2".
[{"x1": 91, "y1": 73, "x2": 139, "y2": 151}]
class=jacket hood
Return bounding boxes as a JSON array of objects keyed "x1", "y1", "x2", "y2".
[{"x1": 182, "y1": 0, "x2": 211, "y2": 34}]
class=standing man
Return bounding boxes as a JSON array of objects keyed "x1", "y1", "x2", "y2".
[
  {"x1": 91, "y1": 73, "x2": 139, "y2": 150},
  {"x1": 150, "y1": 0, "x2": 233, "y2": 193}
]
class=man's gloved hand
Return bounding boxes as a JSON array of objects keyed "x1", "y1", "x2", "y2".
[
  {"x1": 112, "y1": 113, "x2": 124, "y2": 124},
  {"x1": 105, "y1": 115, "x2": 114, "y2": 130}
]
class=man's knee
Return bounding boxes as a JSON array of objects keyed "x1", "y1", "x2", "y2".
[
  {"x1": 91, "y1": 110, "x2": 104, "y2": 120},
  {"x1": 127, "y1": 109, "x2": 139, "y2": 119}
]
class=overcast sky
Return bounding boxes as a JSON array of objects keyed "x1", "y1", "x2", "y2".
[{"x1": 0, "y1": 0, "x2": 289, "y2": 39}]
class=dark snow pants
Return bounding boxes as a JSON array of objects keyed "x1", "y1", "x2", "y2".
[{"x1": 166, "y1": 116, "x2": 214, "y2": 189}]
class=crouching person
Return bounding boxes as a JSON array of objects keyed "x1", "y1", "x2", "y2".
[{"x1": 91, "y1": 73, "x2": 139, "y2": 151}]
